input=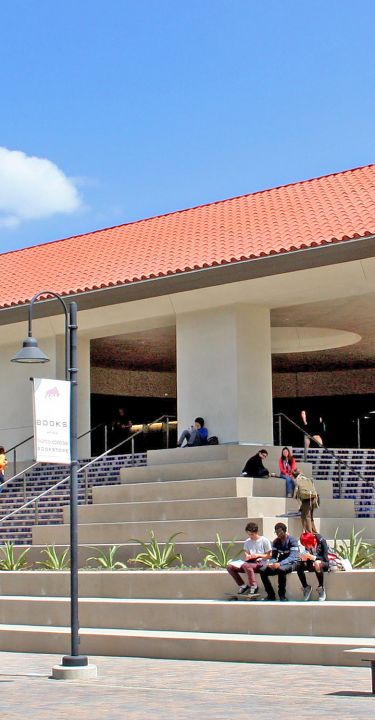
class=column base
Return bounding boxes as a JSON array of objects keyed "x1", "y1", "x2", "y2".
[{"x1": 51, "y1": 663, "x2": 97, "y2": 680}]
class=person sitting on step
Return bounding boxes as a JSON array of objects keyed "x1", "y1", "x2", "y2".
[
  {"x1": 242, "y1": 449, "x2": 276, "y2": 478},
  {"x1": 296, "y1": 531, "x2": 329, "y2": 602},
  {"x1": 227, "y1": 522, "x2": 272, "y2": 596},
  {"x1": 259, "y1": 522, "x2": 299, "y2": 601},
  {"x1": 177, "y1": 417, "x2": 208, "y2": 447}
]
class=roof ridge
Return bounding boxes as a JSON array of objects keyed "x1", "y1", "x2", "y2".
[{"x1": 2, "y1": 163, "x2": 375, "y2": 259}]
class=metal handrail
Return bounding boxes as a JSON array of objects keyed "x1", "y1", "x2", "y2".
[
  {"x1": 274, "y1": 412, "x2": 375, "y2": 497},
  {"x1": 2, "y1": 423, "x2": 107, "y2": 490},
  {"x1": 0, "y1": 414, "x2": 174, "y2": 528}
]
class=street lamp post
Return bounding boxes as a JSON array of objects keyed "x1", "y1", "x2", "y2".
[{"x1": 12, "y1": 291, "x2": 96, "y2": 679}]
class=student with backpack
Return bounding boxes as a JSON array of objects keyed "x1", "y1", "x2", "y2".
[{"x1": 292, "y1": 468, "x2": 319, "y2": 534}]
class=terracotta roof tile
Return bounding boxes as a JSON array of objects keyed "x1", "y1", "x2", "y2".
[{"x1": 2, "y1": 164, "x2": 375, "y2": 309}]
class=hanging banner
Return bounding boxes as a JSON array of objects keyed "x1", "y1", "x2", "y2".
[{"x1": 33, "y1": 378, "x2": 71, "y2": 464}]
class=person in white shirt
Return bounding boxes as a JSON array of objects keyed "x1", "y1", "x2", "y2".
[{"x1": 227, "y1": 522, "x2": 272, "y2": 595}]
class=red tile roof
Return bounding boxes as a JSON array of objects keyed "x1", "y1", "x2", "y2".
[{"x1": 2, "y1": 164, "x2": 375, "y2": 309}]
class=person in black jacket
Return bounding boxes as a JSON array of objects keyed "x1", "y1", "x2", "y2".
[
  {"x1": 242, "y1": 449, "x2": 274, "y2": 478},
  {"x1": 259, "y1": 523, "x2": 300, "y2": 601},
  {"x1": 297, "y1": 531, "x2": 329, "y2": 602}
]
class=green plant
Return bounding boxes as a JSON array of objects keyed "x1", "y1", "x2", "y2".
[
  {"x1": 199, "y1": 534, "x2": 242, "y2": 568},
  {"x1": 333, "y1": 527, "x2": 375, "y2": 569},
  {"x1": 36, "y1": 544, "x2": 70, "y2": 570},
  {"x1": 0, "y1": 542, "x2": 30, "y2": 570},
  {"x1": 87, "y1": 545, "x2": 127, "y2": 570},
  {"x1": 129, "y1": 531, "x2": 184, "y2": 569}
]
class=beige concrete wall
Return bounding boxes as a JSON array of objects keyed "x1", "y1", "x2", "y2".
[
  {"x1": 91, "y1": 367, "x2": 176, "y2": 398},
  {"x1": 176, "y1": 304, "x2": 273, "y2": 445},
  {"x1": 273, "y1": 367, "x2": 375, "y2": 397}
]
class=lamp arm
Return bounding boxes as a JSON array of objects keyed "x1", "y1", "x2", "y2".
[{"x1": 28, "y1": 291, "x2": 69, "y2": 381}]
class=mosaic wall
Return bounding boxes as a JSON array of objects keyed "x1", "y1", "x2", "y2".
[
  {"x1": 273, "y1": 367, "x2": 375, "y2": 397},
  {"x1": 91, "y1": 367, "x2": 177, "y2": 398}
]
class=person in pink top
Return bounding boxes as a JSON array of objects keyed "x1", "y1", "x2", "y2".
[{"x1": 278, "y1": 446, "x2": 296, "y2": 497}]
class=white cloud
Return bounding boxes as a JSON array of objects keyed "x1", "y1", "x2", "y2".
[{"x1": 0, "y1": 147, "x2": 84, "y2": 227}]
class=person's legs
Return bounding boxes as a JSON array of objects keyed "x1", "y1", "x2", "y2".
[
  {"x1": 178, "y1": 429, "x2": 191, "y2": 445},
  {"x1": 314, "y1": 560, "x2": 329, "y2": 588},
  {"x1": 285, "y1": 475, "x2": 296, "y2": 497},
  {"x1": 186, "y1": 429, "x2": 199, "y2": 446},
  {"x1": 297, "y1": 560, "x2": 313, "y2": 600},
  {"x1": 296, "y1": 560, "x2": 309, "y2": 588},
  {"x1": 277, "y1": 564, "x2": 293, "y2": 598},
  {"x1": 300, "y1": 500, "x2": 313, "y2": 532},
  {"x1": 241, "y1": 561, "x2": 258, "y2": 588},
  {"x1": 310, "y1": 500, "x2": 318, "y2": 534},
  {"x1": 227, "y1": 563, "x2": 246, "y2": 587},
  {"x1": 256, "y1": 468, "x2": 269, "y2": 477},
  {"x1": 259, "y1": 567, "x2": 277, "y2": 599}
]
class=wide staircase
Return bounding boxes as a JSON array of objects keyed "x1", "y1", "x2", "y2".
[
  {"x1": 294, "y1": 447, "x2": 375, "y2": 518},
  {"x1": 0, "y1": 453, "x2": 146, "y2": 544},
  {"x1": 0, "y1": 444, "x2": 374, "y2": 666}
]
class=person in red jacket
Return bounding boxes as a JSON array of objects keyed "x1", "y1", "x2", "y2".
[{"x1": 278, "y1": 447, "x2": 296, "y2": 497}]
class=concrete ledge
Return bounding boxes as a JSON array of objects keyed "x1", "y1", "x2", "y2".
[
  {"x1": 0, "y1": 623, "x2": 374, "y2": 666},
  {"x1": 1, "y1": 597, "x2": 375, "y2": 638},
  {"x1": 0, "y1": 569, "x2": 374, "y2": 601}
]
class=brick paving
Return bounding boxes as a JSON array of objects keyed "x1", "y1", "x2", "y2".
[{"x1": 0, "y1": 652, "x2": 374, "y2": 719}]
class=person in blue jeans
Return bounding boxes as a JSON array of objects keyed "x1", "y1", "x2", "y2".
[
  {"x1": 177, "y1": 417, "x2": 208, "y2": 447},
  {"x1": 259, "y1": 522, "x2": 299, "y2": 601},
  {"x1": 278, "y1": 447, "x2": 297, "y2": 497}
]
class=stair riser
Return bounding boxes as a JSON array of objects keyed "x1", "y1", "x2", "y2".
[
  {"x1": 0, "y1": 628, "x2": 367, "y2": 666},
  {"x1": 0, "y1": 570, "x2": 374, "y2": 602},
  {"x1": 72, "y1": 497, "x2": 355, "y2": 524},
  {"x1": 0, "y1": 598, "x2": 373, "y2": 638}
]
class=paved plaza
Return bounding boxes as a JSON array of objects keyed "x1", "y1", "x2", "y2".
[{"x1": 0, "y1": 651, "x2": 374, "y2": 719}]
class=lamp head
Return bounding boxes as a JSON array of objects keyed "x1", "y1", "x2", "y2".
[{"x1": 11, "y1": 337, "x2": 50, "y2": 364}]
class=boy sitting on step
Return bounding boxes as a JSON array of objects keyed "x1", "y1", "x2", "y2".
[{"x1": 227, "y1": 522, "x2": 272, "y2": 595}]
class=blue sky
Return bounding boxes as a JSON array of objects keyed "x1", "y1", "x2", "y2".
[{"x1": 1, "y1": 1, "x2": 375, "y2": 254}]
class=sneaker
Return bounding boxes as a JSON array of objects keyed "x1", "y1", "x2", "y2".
[
  {"x1": 317, "y1": 586, "x2": 327, "y2": 602},
  {"x1": 302, "y1": 585, "x2": 312, "y2": 602},
  {"x1": 263, "y1": 595, "x2": 276, "y2": 601},
  {"x1": 249, "y1": 585, "x2": 259, "y2": 595},
  {"x1": 279, "y1": 596, "x2": 289, "y2": 602},
  {"x1": 237, "y1": 585, "x2": 250, "y2": 595}
]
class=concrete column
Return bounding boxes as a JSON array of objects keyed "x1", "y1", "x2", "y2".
[{"x1": 176, "y1": 304, "x2": 273, "y2": 445}]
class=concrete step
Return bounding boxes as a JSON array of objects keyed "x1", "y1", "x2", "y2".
[
  {"x1": 0, "y1": 623, "x2": 372, "y2": 666},
  {"x1": 2, "y1": 570, "x2": 374, "y2": 602},
  {"x1": 95, "y1": 476, "x2": 332, "y2": 504},
  {"x1": 33, "y1": 513, "x2": 375, "y2": 545},
  {"x1": 73, "y1": 496, "x2": 354, "y2": 524},
  {"x1": 0, "y1": 596, "x2": 374, "y2": 638},
  {"x1": 120, "y1": 460, "x2": 313, "y2": 484},
  {"x1": 147, "y1": 445, "x2": 293, "y2": 466}
]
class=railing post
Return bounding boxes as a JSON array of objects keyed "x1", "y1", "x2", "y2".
[
  {"x1": 166, "y1": 417, "x2": 170, "y2": 449},
  {"x1": 84, "y1": 468, "x2": 89, "y2": 504},
  {"x1": 13, "y1": 448, "x2": 17, "y2": 478},
  {"x1": 35, "y1": 499, "x2": 39, "y2": 525},
  {"x1": 278, "y1": 415, "x2": 282, "y2": 446},
  {"x1": 131, "y1": 436, "x2": 135, "y2": 466},
  {"x1": 104, "y1": 425, "x2": 108, "y2": 453},
  {"x1": 338, "y1": 460, "x2": 342, "y2": 499},
  {"x1": 357, "y1": 417, "x2": 361, "y2": 448},
  {"x1": 23, "y1": 475, "x2": 27, "y2": 505}
]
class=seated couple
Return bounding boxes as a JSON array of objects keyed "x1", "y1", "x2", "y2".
[
  {"x1": 227, "y1": 522, "x2": 329, "y2": 601},
  {"x1": 242, "y1": 447, "x2": 298, "y2": 499},
  {"x1": 241, "y1": 449, "x2": 276, "y2": 479},
  {"x1": 177, "y1": 417, "x2": 208, "y2": 447}
]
